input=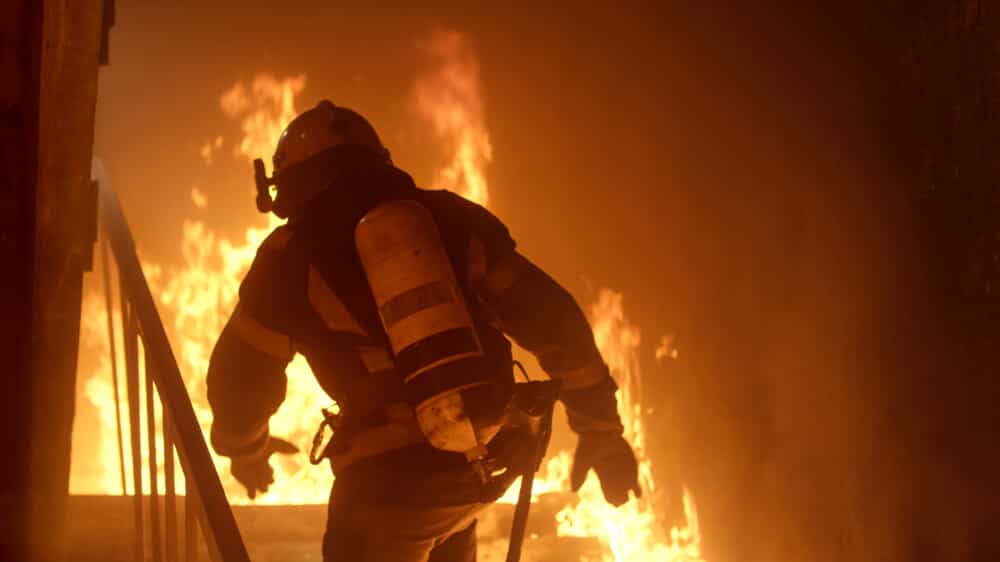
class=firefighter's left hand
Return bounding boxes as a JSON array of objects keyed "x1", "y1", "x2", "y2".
[
  {"x1": 230, "y1": 436, "x2": 299, "y2": 499},
  {"x1": 570, "y1": 431, "x2": 641, "y2": 506}
]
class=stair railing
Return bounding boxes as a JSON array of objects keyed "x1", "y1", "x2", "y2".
[{"x1": 97, "y1": 181, "x2": 250, "y2": 562}]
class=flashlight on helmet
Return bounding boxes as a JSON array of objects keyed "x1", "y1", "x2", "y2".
[{"x1": 253, "y1": 158, "x2": 276, "y2": 213}]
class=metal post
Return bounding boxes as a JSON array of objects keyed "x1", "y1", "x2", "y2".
[
  {"x1": 100, "y1": 238, "x2": 127, "y2": 495},
  {"x1": 185, "y1": 492, "x2": 198, "y2": 562},
  {"x1": 146, "y1": 347, "x2": 163, "y2": 562},
  {"x1": 164, "y1": 415, "x2": 178, "y2": 562},
  {"x1": 121, "y1": 297, "x2": 144, "y2": 561}
]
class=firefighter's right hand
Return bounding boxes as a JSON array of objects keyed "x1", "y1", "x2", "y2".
[
  {"x1": 570, "y1": 431, "x2": 641, "y2": 507},
  {"x1": 229, "y1": 436, "x2": 299, "y2": 499}
]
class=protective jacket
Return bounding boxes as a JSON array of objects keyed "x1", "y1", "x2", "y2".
[{"x1": 207, "y1": 148, "x2": 622, "y2": 504}]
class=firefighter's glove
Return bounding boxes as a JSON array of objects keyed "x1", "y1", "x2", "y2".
[
  {"x1": 230, "y1": 436, "x2": 299, "y2": 499},
  {"x1": 570, "y1": 431, "x2": 641, "y2": 507}
]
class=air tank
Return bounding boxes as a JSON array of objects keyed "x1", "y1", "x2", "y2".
[{"x1": 355, "y1": 199, "x2": 494, "y2": 462}]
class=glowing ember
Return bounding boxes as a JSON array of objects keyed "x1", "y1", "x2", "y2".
[
  {"x1": 656, "y1": 334, "x2": 679, "y2": 363},
  {"x1": 190, "y1": 186, "x2": 208, "y2": 209}
]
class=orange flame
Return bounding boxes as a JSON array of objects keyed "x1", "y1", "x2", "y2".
[
  {"x1": 164, "y1": 73, "x2": 332, "y2": 504},
  {"x1": 413, "y1": 30, "x2": 493, "y2": 207},
  {"x1": 77, "y1": 74, "x2": 332, "y2": 505},
  {"x1": 220, "y1": 74, "x2": 305, "y2": 163},
  {"x1": 556, "y1": 289, "x2": 703, "y2": 561},
  {"x1": 413, "y1": 31, "x2": 704, "y2": 561}
]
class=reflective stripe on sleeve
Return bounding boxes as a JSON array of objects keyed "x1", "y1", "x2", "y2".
[
  {"x1": 231, "y1": 304, "x2": 294, "y2": 361},
  {"x1": 482, "y1": 253, "x2": 521, "y2": 297},
  {"x1": 212, "y1": 421, "x2": 270, "y2": 459},
  {"x1": 549, "y1": 359, "x2": 609, "y2": 391},
  {"x1": 466, "y1": 235, "x2": 488, "y2": 284},
  {"x1": 308, "y1": 265, "x2": 367, "y2": 335},
  {"x1": 358, "y1": 345, "x2": 395, "y2": 374},
  {"x1": 566, "y1": 409, "x2": 625, "y2": 434}
]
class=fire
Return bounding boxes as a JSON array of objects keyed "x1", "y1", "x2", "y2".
[
  {"x1": 220, "y1": 74, "x2": 305, "y2": 164},
  {"x1": 492, "y1": 292, "x2": 703, "y2": 561},
  {"x1": 413, "y1": 30, "x2": 493, "y2": 207},
  {"x1": 414, "y1": 31, "x2": 704, "y2": 561},
  {"x1": 76, "y1": 27, "x2": 704, "y2": 562},
  {"x1": 155, "y1": 73, "x2": 333, "y2": 504},
  {"x1": 655, "y1": 334, "x2": 679, "y2": 363},
  {"x1": 556, "y1": 289, "x2": 702, "y2": 561},
  {"x1": 78, "y1": 74, "x2": 333, "y2": 504}
]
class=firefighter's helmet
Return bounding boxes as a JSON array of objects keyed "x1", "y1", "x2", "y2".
[
  {"x1": 273, "y1": 101, "x2": 389, "y2": 173},
  {"x1": 254, "y1": 101, "x2": 390, "y2": 217}
]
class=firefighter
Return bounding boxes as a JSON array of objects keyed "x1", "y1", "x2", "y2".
[{"x1": 207, "y1": 100, "x2": 640, "y2": 562}]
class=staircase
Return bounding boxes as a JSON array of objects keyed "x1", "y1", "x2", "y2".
[
  {"x1": 83, "y1": 183, "x2": 601, "y2": 562},
  {"x1": 87, "y1": 182, "x2": 250, "y2": 562}
]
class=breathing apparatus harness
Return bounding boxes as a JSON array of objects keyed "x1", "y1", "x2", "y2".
[{"x1": 256, "y1": 100, "x2": 555, "y2": 561}]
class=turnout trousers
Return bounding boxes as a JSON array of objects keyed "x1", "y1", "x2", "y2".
[{"x1": 322, "y1": 480, "x2": 488, "y2": 562}]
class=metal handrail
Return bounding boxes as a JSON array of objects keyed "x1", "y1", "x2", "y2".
[{"x1": 98, "y1": 182, "x2": 250, "y2": 562}]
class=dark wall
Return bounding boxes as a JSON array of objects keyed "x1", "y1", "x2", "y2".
[
  {"x1": 0, "y1": 1, "x2": 106, "y2": 561},
  {"x1": 666, "y1": 3, "x2": 1000, "y2": 560},
  {"x1": 0, "y1": 1, "x2": 43, "y2": 561},
  {"x1": 29, "y1": 1, "x2": 106, "y2": 559},
  {"x1": 885, "y1": 1, "x2": 1000, "y2": 558}
]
